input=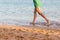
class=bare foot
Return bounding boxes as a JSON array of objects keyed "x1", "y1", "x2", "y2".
[
  {"x1": 30, "y1": 22, "x2": 36, "y2": 25},
  {"x1": 47, "y1": 20, "x2": 50, "y2": 26}
]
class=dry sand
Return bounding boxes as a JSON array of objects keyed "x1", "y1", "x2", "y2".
[{"x1": 0, "y1": 24, "x2": 60, "y2": 40}]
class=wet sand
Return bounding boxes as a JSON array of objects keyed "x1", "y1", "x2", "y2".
[{"x1": 0, "y1": 24, "x2": 60, "y2": 40}]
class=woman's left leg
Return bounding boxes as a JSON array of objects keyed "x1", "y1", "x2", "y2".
[{"x1": 33, "y1": 8, "x2": 37, "y2": 24}]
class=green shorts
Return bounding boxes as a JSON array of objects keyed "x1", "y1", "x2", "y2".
[{"x1": 33, "y1": 0, "x2": 41, "y2": 8}]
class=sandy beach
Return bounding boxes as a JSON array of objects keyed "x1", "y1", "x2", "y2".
[
  {"x1": 0, "y1": 24, "x2": 60, "y2": 40},
  {"x1": 0, "y1": 0, "x2": 60, "y2": 40}
]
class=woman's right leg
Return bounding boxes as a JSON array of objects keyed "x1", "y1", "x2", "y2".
[{"x1": 36, "y1": 8, "x2": 50, "y2": 25}]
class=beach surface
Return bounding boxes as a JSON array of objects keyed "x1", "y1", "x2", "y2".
[
  {"x1": 0, "y1": 24, "x2": 60, "y2": 40},
  {"x1": 0, "y1": 0, "x2": 60, "y2": 40}
]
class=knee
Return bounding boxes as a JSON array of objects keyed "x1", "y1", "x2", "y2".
[{"x1": 34, "y1": 11, "x2": 36, "y2": 13}]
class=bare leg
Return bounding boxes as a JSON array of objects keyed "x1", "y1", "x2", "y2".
[
  {"x1": 32, "y1": 8, "x2": 37, "y2": 24},
  {"x1": 36, "y1": 8, "x2": 50, "y2": 25}
]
